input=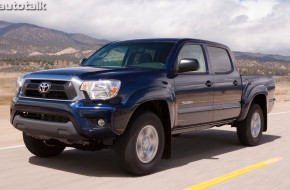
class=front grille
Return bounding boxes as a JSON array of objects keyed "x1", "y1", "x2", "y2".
[
  {"x1": 19, "y1": 111, "x2": 70, "y2": 123},
  {"x1": 22, "y1": 80, "x2": 77, "y2": 100}
]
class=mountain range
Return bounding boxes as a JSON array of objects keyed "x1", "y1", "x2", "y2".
[
  {"x1": 233, "y1": 51, "x2": 290, "y2": 64},
  {"x1": 0, "y1": 20, "x2": 290, "y2": 64},
  {"x1": 0, "y1": 20, "x2": 107, "y2": 59}
]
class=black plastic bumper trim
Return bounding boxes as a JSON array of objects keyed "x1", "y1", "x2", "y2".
[{"x1": 13, "y1": 115, "x2": 82, "y2": 140}]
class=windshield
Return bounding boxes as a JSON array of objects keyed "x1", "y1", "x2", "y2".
[{"x1": 83, "y1": 42, "x2": 175, "y2": 69}]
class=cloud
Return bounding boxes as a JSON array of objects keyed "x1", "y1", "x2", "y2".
[
  {"x1": 231, "y1": 15, "x2": 249, "y2": 25},
  {"x1": 0, "y1": 0, "x2": 289, "y2": 55}
]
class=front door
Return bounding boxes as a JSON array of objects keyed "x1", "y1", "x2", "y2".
[{"x1": 174, "y1": 43, "x2": 214, "y2": 127}]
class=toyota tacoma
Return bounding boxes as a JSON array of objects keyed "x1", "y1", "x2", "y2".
[{"x1": 11, "y1": 38, "x2": 275, "y2": 175}]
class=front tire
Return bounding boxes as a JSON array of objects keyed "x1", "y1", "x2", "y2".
[
  {"x1": 237, "y1": 104, "x2": 264, "y2": 146},
  {"x1": 115, "y1": 112, "x2": 165, "y2": 175},
  {"x1": 23, "y1": 133, "x2": 66, "y2": 157}
]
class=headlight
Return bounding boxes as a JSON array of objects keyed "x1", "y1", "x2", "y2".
[
  {"x1": 16, "y1": 75, "x2": 25, "y2": 93},
  {"x1": 80, "y1": 80, "x2": 121, "y2": 100}
]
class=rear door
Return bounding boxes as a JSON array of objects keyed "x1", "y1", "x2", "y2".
[
  {"x1": 206, "y1": 46, "x2": 242, "y2": 121},
  {"x1": 174, "y1": 43, "x2": 214, "y2": 127}
]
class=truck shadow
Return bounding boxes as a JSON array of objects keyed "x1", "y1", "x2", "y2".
[{"x1": 28, "y1": 129, "x2": 280, "y2": 177}]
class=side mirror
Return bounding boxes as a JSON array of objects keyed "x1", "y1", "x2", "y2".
[
  {"x1": 79, "y1": 58, "x2": 87, "y2": 65},
  {"x1": 178, "y1": 59, "x2": 200, "y2": 73}
]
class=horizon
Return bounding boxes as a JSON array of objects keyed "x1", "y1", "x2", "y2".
[{"x1": 1, "y1": 19, "x2": 289, "y2": 58}]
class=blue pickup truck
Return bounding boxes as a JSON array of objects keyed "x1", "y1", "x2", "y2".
[{"x1": 11, "y1": 38, "x2": 275, "y2": 175}]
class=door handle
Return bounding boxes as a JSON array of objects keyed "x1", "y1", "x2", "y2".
[
  {"x1": 205, "y1": 80, "x2": 213, "y2": 87},
  {"x1": 233, "y1": 80, "x2": 239, "y2": 86}
]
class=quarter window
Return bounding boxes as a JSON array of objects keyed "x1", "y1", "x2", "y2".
[{"x1": 207, "y1": 46, "x2": 232, "y2": 73}]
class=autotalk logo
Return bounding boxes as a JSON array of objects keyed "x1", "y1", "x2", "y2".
[{"x1": 0, "y1": 2, "x2": 47, "y2": 11}]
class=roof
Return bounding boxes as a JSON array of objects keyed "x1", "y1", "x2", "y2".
[{"x1": 114, "y1": 38, "x2": 227, "y2": 48}]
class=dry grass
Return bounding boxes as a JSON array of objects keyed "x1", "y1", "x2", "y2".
[
  {"x1": 0, "y1": 72, "x2": 22, "y2": 105},
  {"x1": 0, "y1": 72, "x2": 289, "y2": 105},
  {"x1": 275, "y1": 83, "x2": 290, "y2": 102},
  {"x1": 0, "y1": 97, "x2": 12, "y2": 105},
  {"x1": 0, "y1": 72, "x2": 22, "y2": 96}
]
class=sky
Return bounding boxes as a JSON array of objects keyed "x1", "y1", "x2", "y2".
[{"x1": 0, "y1": 0, "x2": 290, "y2": 55}]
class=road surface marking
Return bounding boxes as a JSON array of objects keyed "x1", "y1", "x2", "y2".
[
  {"x1": 268, "y1": 111, "x2": 290, "y2": 115},
  {"x1": 0, "y1": 145, "x2": 25, "y2": 150},
  {"x1": 184, "y1": 157, "x2": 282, "y2": 190}
]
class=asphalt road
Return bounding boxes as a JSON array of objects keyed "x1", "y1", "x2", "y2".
[{"x1": 1, "y1": 102, "x2": 290, "y2": 190}]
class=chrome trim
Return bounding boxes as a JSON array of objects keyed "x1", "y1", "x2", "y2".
[
  {"x1": 19, "y1": 74, "x2": 85, "y2": 101},
  {"x1": 181, "y1": 101, "x2": 193, "y2": 105},
  {"x1": 38, "y1": 82, "x2": 51, "y2": 93}
]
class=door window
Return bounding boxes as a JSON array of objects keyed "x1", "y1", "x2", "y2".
[
  {"x1": 207, "y1": 46, "x2": 233, "y2": 73},
  {"x1": 177, "y1": 44, "x2": 207, "y2": 73}
]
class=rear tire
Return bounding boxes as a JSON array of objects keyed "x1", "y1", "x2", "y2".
[
  {"x1": 23, "y1": 133, "x2": 65, "y2": 157},
  {"x1": 237, "y1": 104, "x2": 264, "y2": 146},
  {"x1": 115, "y1": 112, "x2": 165, "y2": 175}
]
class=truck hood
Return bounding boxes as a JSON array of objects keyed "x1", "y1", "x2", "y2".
[{"x1": 24, "y1": 66, "x2": 166, "y2": 81}]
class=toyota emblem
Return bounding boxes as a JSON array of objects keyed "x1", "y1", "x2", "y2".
[{"x1": 38, "y1": 82, "x2": 51, "y2": 93}]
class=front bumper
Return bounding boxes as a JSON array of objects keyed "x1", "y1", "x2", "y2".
[{"x1": 11, "y1": 97, "x2": 117, "y2": 141}]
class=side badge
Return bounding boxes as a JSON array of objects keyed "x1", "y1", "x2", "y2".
[{"x1": 181, "y1": 101, "x2": 193, "y2": 105}]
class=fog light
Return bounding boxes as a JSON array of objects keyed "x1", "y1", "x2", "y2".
[{"x1": 98, "y1": 119, "x2": 106, "y2": 127}]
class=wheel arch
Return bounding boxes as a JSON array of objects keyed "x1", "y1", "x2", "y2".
[
  {"x1": 237, "y1": 93, "x2": 268, "y2": 132},
  {"x1": 125, "y1": 100, "x2": 172, "y2": 159}
]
